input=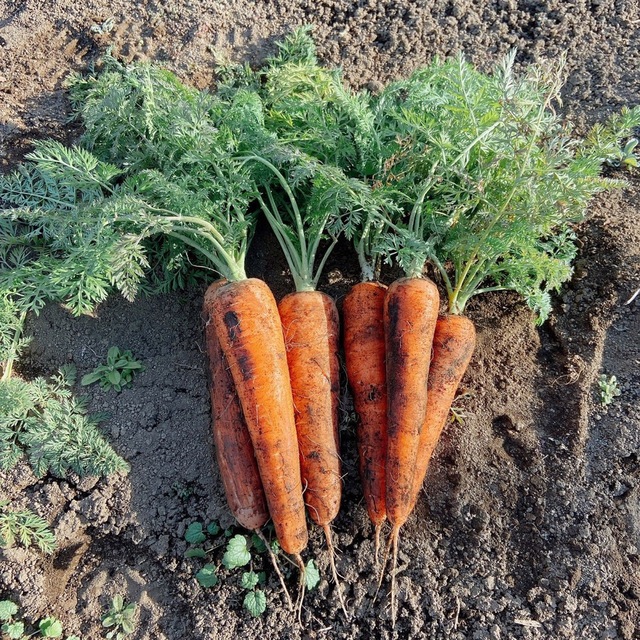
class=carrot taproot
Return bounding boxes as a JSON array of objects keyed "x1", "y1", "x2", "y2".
[
  {"x1": 383, "y1": 275, "x2": 439, "y2": 623},
  {"x1": 203, "y1": 280, "x2": 269, "y2": 532},
  {"x1": 385, "y1": 276, "x2": 440, "y2": 528},
  {"x1": 210, "y1": 278, "x2": 308, "y2": 560},
  {"x1": 203, "y1": 280, "x2": 295, "y2": 609},
  {"x1": 409, "y1": 314, "x2": 476, "y2": 512},
  {"x1": 278, "y1": 289, "x2": 347, "y2": 617},
  {"x1": 342, "y1": 280, "x2": 388, "y2": 560}
]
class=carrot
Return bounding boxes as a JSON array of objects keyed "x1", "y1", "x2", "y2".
[
  {"x1": 278, "y1": 289, "x2": 347, "y2": 617},
  {"x1": 203, "y1": 280, "x2": 296, "y2": 608},
  {"x1": 408, "y1": 314, "x2": 476, "y2": 513},
  {"x1": 383, "y1": 275, "x2": 439, "y2": 623},
  {"x1": 203, "y1": 280, "x2": 269, "y2": 531},
  {"x1": 210, "y1": 278, "x2": 308, "y2": 563},
  {"x1": 342, "y1": 280, "x2": 388, "y2": 560}
]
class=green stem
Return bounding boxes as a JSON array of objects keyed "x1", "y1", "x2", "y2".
[
  {"x1": 1, "y1": 310, "x2": 27, "y2": 382},
  {"x1": 167, "y1": 232, "x2": 245, "y2": 281},
  {"x1": 427, "y1": 252, "x2": 453, "y2": 301},
  {"x1": 312, "y1": 235, "x2": 338, "y2": 289},
  {"x1": 239, "y1": 155, "x2": 317, "y2": 291}
]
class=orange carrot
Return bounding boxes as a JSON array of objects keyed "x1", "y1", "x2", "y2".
[
  {"x1": 385, "y1": 276, "x2": 440, "y2": 528},
  {"x1": 383, "y1": 276, "x2": 439, "y2": 622},
  {"x1": 203, "y1": 280, "x2": 270, "y2": 531},
  {"x1": 278, "y1": 289, "x2": 347, "y2": 616},
  {"x1": 342, "y1": 280, "x2": 388, "y2": 560},
  {"x1": 204, "y1": 279, "x2": 294, "y2": 609},
  {"x1": 210, "y1": 278, "x2": 308, "y2": 560},
  {"x1": 409, "y1": 314, "x2": 475, "y2": 512}
]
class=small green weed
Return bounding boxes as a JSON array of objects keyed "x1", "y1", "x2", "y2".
[
  {"x1": 183, "y1": 521, "x2": 319, "y2": 617},
  {"x1": 81, "y1": 347, "x2": 144, "y2": 392},
  {"x1": 607, "y1": 137, "x2": 639, "y2": 170},
  {"x1": 0, "y1": 366, "x2": 128, "y2": 477},
  {"x1": 101, "y1": 595, "x2": 136, "y2": 639},
  {"x1": 598, "y1": 374, "x2": 621, "y2": 406},
  {"x1": 0, "y1": 600, "x2": 78, "y2": 639}
]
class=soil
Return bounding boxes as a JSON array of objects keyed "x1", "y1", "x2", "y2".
[{"x1": 1, "y1": 0, "x2": 639, "y2": 638}]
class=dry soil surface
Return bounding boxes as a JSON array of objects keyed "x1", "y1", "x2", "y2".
[{"x1": 0, "y1": 1, "x2": 639, "y2": 639}]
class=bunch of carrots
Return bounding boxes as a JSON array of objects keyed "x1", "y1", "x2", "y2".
[{"x1": 202, "y1": 259, "x2": 475, "y2": 624}]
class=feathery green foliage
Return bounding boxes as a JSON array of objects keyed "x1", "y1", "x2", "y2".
[
  {"x1": 371, "y1": 52, "x2": 640, "y2": 318},
  {"x1": 0, "y1": 366, "x2": 128, "y2": 476},
  {"x1": 0, "y1": 500, "x2": 56, "y2": 554}
]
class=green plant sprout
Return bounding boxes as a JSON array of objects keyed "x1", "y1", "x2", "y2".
[
  {"x1": 0, "y1": 600, "x2": 77, "y2": 639},
  {"x1": 598, "y1": 374, "x2": 621, "y2": 406},
  {"x1": 0, "y1": 366, "x2": 128, "y2": 476},
  {"x1": 101, "y1": 596, "x2": 136, "y2": 640},
  {"x1": 81, "y1": 347, "x2": 144, "y2": 392},
  {"x1": 183, "y1": 521, "x2": 318, "y2": 616},
  {"x1": 0, "y1": 501, "x2": 56, "y2": 554}
]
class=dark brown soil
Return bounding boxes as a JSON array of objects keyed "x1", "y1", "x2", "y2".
[{"x1": 1, "y1": 1, "x2": 639, "y2": 638}]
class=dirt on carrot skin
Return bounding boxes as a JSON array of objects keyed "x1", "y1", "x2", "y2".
[{"x1": 1, "y1": 1, "x2": 639, "y2": 638}]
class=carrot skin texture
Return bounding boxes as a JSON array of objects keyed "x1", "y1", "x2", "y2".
[
  {"x1": 211, "y1": 278, "x2": 308, "y2": 555},
  {"x1": 203, "y1": 281, "x2": 269, "y2": 531},
  {"x1": 409, "y1": 314, "x2": 476, "y2": 511},
  {"x1": 278, "y1": 291, "x2": 341, "y2": 527},
  {"x1": 342, "y1": 281, "x2": 388, "y2": 528},
  {"x1": 384, "y1": 277, "x2": 440, "y2": 528}
]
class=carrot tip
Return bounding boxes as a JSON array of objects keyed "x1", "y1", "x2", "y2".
[
  {"x1": 293, "y1": 553, "x2": 306, "y2": 626},
  {"x1": 322, "y1": 523, "x2": 350, "y2": 621},
  {"x1": 255, "y1": 528, "x2": 293, "y2": 611}
]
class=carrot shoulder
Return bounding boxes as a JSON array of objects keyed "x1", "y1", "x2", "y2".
[
  {"x1": 384, "y1": 276, "x2": 440, "y2": 529},
  {"x1": 203, "y1": 280, "x2": 269, "y2": 531},
  {"x1": 211, "y1": 278, "x2": 308, "y2": 556},
  {"x1": 342, "y1": 281, "x2": 388, "y2": 544},
  {"x1": 409, "y1": 314, "x2": 476, "y2": 511}
]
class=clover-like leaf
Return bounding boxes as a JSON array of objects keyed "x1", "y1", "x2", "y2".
[
  {"x1": 0, "y1": 601, "x2": 18, "y2": 622},
  {"x1": 185, "y1": 522, "x2": 207, "y2": 545},
  {"x1": 196, "y1": 563, "x2": 218, "y2": 588},
  {"x1": 4, "y1": 621, "x2": 25, "y2": 639},
  {"x1": 222, "y1": 535, "x2": 251, "y2": 569},
  {"x1": 240, "y1": 571, "x2": 259, "y2": 589},
  {"x1": 39, "y1": 616, "x2": 63, "y2": 637},
  {"x1": 243, "y1": 590, "x2": 267, "y2": 617}
]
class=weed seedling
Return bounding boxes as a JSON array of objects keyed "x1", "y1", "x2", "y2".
[
  {"x1": 81, "y1": 347, "x2": 144, "y2": 392},
  {"x1": 101, "y1": 595, "x2": 136, "y2": 639},
  {"x1": 0, "y1": 600, "x2": 76, "y2": 639},
  {"x1": 183, "y1": 520, "x2": 318, "y2": 616},
  {"x1": 598, "y1": 374, "x2": 621, "y2": 406}
]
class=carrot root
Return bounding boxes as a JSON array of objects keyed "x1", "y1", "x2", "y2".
[
  {"x1": 254, "y1": 528, "x2": 293, "y2": 611},
  {"x1": 211, "y1": 278, "x2": 308, "y2": 556},
  {"x1": 374, "y1": 522, "x2": 382, "y2": 568},
  {"x1": 409, "y1": 314, "x2": 476, "y2": 512},
  {"x1": 322, "y1": 523, "x2": 349, "y2": 620},
  {"x1": 278, "y1": 291, "x2": 342, "y2": 529},
  {"x1": 343, "y1": 281, "x2": 389, "y2": 530},
  {"x1": 293, "y1": 552, "x2": 306, "y2": 626},
  {"x1": 389, "y1": 524, "x2": 400, "y2": 627},
  {"x1": 385, "y1": 277, "x2": 439, "y2": 529}
]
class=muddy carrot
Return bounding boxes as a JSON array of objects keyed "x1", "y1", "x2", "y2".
[
  {"x1": 211, "y1": 278, "x2": 308, "y2": 562},
  {"x1": 409, "y1": 314, "x2": 476, "y2": 512},
  {"x1": 383, "y1": 275, "x2": 439, "y2": 622},
  {"x1": 342, "y1": 280, "x2": 388, "y2": 560}
]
